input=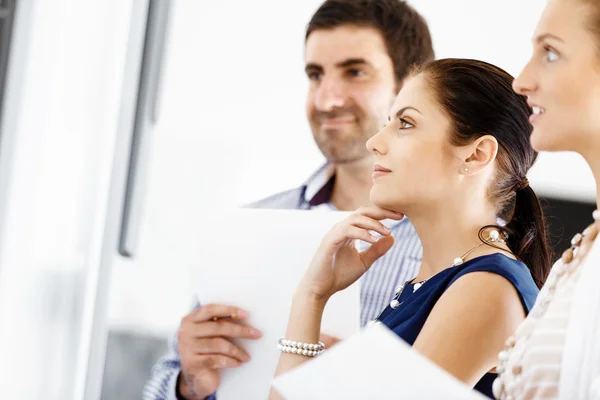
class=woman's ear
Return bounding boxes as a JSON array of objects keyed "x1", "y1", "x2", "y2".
[{"x1": 460, "y1": 135, "x2": 499, "y2": 175}]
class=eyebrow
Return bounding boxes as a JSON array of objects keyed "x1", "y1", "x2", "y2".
[
  {"x1": 388, "y1": 106, "x2": 422, "y2": 121},
  {"x1": 534, "y1": 33, "x2": 564, "y2": 44},
  {"x1": 336, "y1": 58, "x2": 371, "y2": 68},
  {"x1": 305, "y1": 58, "x2": 372, "y2": 74}
]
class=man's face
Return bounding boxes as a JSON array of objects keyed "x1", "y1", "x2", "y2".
[{"x1": 305, "y1": 25, "x2": 398, "y2": 165}]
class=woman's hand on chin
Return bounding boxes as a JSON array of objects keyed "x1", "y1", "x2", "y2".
[{"x1": 296, "y1": 205, "x2": 403, "y2": 302}]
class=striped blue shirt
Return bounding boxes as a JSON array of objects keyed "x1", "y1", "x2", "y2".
[{"x1": 143, "y1": 164, "x2": 423, "y2": 400}]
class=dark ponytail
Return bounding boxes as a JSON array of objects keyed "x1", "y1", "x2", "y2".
[
  {"x1": 414, "y1": 59, "x2": 553, "y2": 288},
  {"x1": 504, "y1": 186, "x2": 552, "y2": 288}
]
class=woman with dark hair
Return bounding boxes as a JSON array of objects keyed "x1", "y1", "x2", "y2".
[
  {"x1": 270, "y1": 58, "x2": 552, "y2": 399},
  {"x1": 493, "y1": 0, "x2": 600, "y2": 398}
]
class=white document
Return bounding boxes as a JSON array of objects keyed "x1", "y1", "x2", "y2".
[
  {"x1": 193, "y1": 209, "x2": 360, "y2": 400},
  {"x1": 272, "y1": 323, "x2": 487, "y2": 400}
]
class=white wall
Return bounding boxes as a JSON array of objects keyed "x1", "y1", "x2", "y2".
[{"x1": 107, "y1": 0, "x2": 597, "y2": 336}]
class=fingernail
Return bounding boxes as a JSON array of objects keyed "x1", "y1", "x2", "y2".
[
  {"x1": 384, "y1": 227, "x2": 391, "y2": 234},
  {"x1": 371, "y1": 235, "x2": 378, "y2": 242},
  {"x1": 236, "y1": 310, "x2": 249, "y2": 320},
  {"x1": 250, "y1": 328, "x2": 262, "y2": 338}
]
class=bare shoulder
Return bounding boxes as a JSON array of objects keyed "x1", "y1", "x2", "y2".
[
  {"x1": 423, "y1": 271, "x2": 527, "y2": 342},
  {"x1": 446, "y1": 270, "x2": 525, "y2": 309},
  {"x1": 413, "y1": 271, "x2": 526, "y2": 386}
]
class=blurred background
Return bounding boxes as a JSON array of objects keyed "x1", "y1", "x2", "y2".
[{"x1": 0, "y1": 0, "x2": 595, "y2": 399}]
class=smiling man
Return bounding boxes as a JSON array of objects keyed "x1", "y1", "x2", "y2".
[{"x1": 144, "y1": 1, "x2": 434, "y2": 399}]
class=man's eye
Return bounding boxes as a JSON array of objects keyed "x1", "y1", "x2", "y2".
[{"x1": 348, "y1": 69, "x2": 366, "y2": 77}]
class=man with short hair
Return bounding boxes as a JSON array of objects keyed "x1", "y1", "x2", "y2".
[{"x1": 144, "y1": 1, "x2": 434, "y2": 399}]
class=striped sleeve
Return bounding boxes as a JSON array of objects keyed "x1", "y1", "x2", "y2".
[
  {"x1": 142, "y1": 330, "x2": 183, "y2": 400},
  {"x1": 243, "y1": 187, "x2": 304, "y2": 209}
]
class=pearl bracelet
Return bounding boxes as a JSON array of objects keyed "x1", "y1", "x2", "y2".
[{"x1": 277, "y1": 338, "x2": 325, "y2": 357}]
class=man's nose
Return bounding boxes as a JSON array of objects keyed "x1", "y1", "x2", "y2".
[{"x1": 313, "y1": 78, "x2": 347, "y2": 111}]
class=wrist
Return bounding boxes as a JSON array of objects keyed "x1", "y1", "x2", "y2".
[
  {"x1": 293, "y1": 287, "x2": 329, "y2": 310},
  {"x1": 177, "y1": 372, "x2": 210, "y2": 400},
  {"x1": 176, "y1": 373, "x2": 192, "y2": 400},
  {"x1": 283, "y1": 290, "x2": 328, "y2": 349}
]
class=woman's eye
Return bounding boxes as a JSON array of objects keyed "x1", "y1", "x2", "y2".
[
  {"x1": 544, "y1": 47, "x2": 559, "y2": 62},
  {"x1": 399, "y1": 118, "x2": 414, "y2": 130}
]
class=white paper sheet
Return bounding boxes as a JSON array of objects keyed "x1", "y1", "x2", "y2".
[
  {"x1": 272, "y1": 323, "x2": 487, "y2": 400},
  {"x1": 193, "y1": 209, "x2": 360, "y2": 400}
]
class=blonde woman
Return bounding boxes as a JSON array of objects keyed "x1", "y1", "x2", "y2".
[{"x1": 493, "y1": 0, "x2": 600, "y2": 398}]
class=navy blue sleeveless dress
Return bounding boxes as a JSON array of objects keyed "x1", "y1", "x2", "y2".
[{"x1": 376, "y1": 253, "x2": 539, "y2": 399}]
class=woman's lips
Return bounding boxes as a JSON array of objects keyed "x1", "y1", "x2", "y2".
[{"x1": 373, "y1": 164, "x2": 391, "y2": 180}]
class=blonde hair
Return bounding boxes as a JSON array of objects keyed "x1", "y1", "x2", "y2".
[{"x1": 579, "y1": 0, "x2": 600, "y2": 51}]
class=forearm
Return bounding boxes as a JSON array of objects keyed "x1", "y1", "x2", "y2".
[
  {"x1": 276, "y1": 291, "x2": 327, "y2": 374},
  {"x1": 270, "y1": 290, "x2": 328, "y2": 399}
]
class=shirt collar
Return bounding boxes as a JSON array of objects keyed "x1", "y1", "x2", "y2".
[{"x1": 303, "y1": 164, "x2": 336, "y2": 207}]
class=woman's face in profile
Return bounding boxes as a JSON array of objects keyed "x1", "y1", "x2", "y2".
[
  {"x1": 366, "y1": 74, "x2": 461, "y2": 213},
  {"x1": 513, "y1": 0, "x2": 600, "y2": 155}
]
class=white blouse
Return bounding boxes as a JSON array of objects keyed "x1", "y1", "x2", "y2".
[
  {"x1": 495, "y1": 216, "x2": 600, "y2": 400},
  {"x1": 559, "y1": 232, "x2": 600, "y2": 399},
  {"x1": 502, "y1": 260, "x2": 581, "y2": 399}
]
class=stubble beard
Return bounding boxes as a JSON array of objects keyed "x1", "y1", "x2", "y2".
[{"x1": 312, "y1": 119, "x2": 379, "y2": 165}]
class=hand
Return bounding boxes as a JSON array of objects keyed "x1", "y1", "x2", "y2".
[
  {"x1": 319, "y1": 333, "x2": 342, "y2": 349},
  {"x1": 298, "y1": 205, "x2": 403, "y2": 301},
  {"x1": 177, "y1": 304, "x2": 262, "y2": 400}
]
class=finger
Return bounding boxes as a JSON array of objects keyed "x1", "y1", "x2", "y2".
[
  {"x1": 200, "y1": 320, "x2": 262, "y2": 339},
  {"x1": 187, "y1": 304, "x2": 249, "y2": 323},
  {"x1": 319, "y1": 333, "x2": 342, "y2": 348},
  {"x1": 197, "y1": 354, "x2": 242, "y2": 370},
  {"x1": 348, "y1": 214, "x2": 392, "y2": 237},
  {"x1": 191, "y1": 338, "x2": 251, "y2": 363},
  {"x1": 355, "y1": 205, "x2": 404, "y2": 221},
  {"x1": 582, "y1": 222, "x2": 599, "y2": 243},
  {"x1": 339, "y1": 225, "x2": 380, "y2": 244},
  {"x1": 359, "y1": 235, "x2": 395, "y2": 268}
]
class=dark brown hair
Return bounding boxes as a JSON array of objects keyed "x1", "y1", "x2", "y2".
[
  {"x1": 306, "y1": 0, "x2": 435, "y2": 85},
  {"x1": 414, "y1": 59, "x2": 552, "y2": 288}
]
